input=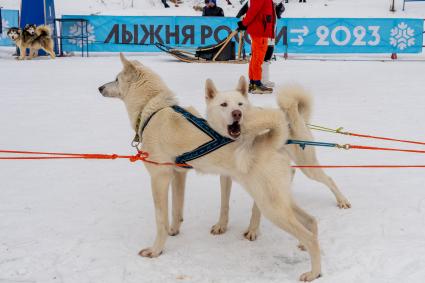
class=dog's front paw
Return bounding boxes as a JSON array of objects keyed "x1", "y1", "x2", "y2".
[
  {"x1": 299, "y1": 271, "x2": 321, "y2": 282},
  {"x1": 210, "y1": 223, "x2": 227, "y2": 235},
  {"x1": 243, "y1": 229, "x2": 258, "y2": 241},
  {"x1": 337, "y1": 198, "x2": 351, "y2": 209},
  {"x1": 168, "y1": 226, "x2": 180, "y2": 236},
  {"x1": 138, "y1": 247, "x2": 163, "y2": 258},
  {"x1": 297, "y1": 242, "x2": 307, "y2": 251},
  {"x1": 169, "y1": 216, "x2": 184, "y2": 236}
]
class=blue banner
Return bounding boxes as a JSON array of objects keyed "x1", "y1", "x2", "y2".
[
  {"x1": 284, "y1": 18, "x2": 423, "y2": 53},
  {"x1": 61, "y1": 16, "x2": 240, "y2": 52},
  {"x1": 61, "y1": 15, "x2": 424, "y2": 54},
  {"x1": 0, "y1": 10, "x2": 19, "y2": 46}
]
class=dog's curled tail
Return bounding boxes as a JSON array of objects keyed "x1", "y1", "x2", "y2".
[
  {"x1": 277, "y1": 84, "x2": 312, "y2": 124},
  {"x1": 36, "y1": 25, "x2": 51, "y2": 37}
]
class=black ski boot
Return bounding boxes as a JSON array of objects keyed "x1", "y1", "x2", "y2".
[{"x1": 249, "y1": 82, "x2": 273, "y2": 94}]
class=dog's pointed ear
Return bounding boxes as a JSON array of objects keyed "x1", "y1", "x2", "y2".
[
  {"x1": 120, "y1": 52, "x2": 130, "y2": 66},
  {"x1": 120, "y1": 53, "x2": 137, "y2": 72},
  {"x1": 205, "y1": 79, "x2": 218, "y2": 100},
  {"x1": 236, "y1": 76, "x2": 248, "y2": 96}
]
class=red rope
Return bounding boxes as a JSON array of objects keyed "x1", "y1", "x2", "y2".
[
  {"x1": 2, "y1": 145, "x2": 425, "y2": 169},
  {"x1": 348, "y1": 133, "x2": 425, "y2": 146},
  {"x1": 0, "y1": 149, "x2": 90, "y2": 156},
  {"x1": 349, "y1": 144, "x2": 425, "y2": 154},
  {"x1": 0, "y1": 149, "x2": 190, "y2": 167},
  {"x1": 293, "y1": 165, "x2": 425, "y2": 168}
]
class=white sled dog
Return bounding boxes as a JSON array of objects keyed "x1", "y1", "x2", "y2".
[
  {"x1": 98, "y1": 54, "x2": 321, "y2": 281},
  {"x1": 207, "y1": 85, "x2": 351, "y2": 240}
]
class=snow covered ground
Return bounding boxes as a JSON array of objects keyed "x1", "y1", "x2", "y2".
[
  {"x1": 1, "y1": 50, "x2": 425, "y2": 283},
  {"x1": 1, "y1": 0, "x2": 425, "y2": 282}
]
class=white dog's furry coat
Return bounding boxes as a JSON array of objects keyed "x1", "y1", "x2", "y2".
[{"x1": 98, "y1": 54, "x2": 322, "y2": 281}]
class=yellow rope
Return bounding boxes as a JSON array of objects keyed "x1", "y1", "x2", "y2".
[{"x1": 307, "y1": 124, "x2": 348, "y2": 135}]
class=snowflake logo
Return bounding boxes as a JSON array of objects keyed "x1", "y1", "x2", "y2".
[
  {"x1": 390, "y1": 22, "x2": 415, "y2": 50},
  {"x1": 1, "y1": 18, "x2": 10, "y2": 39},
  {"x1": 68, "y1": 22, "x2": 96, "y2": 48}
]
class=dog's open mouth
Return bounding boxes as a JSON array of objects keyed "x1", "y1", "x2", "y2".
[{"x1": 227, "y1": 121, "x2": 241, "y2": 139}]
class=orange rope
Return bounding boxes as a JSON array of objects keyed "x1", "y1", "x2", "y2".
[
  {"x1": 349, "y1": 144, "x2": 425, "y2": 154},
  {"x1": 2, "y1": 145, "x2": 425, "y2": 169},
  {"x1": 293, "y1": 165, "x2": 425, "y2": 168},
  {"x1": 348, "y1": 132, "x2": 425, "y2": 146},
  {"x1": 0, "y1": 149, "x2": 191, "y2": 167}
]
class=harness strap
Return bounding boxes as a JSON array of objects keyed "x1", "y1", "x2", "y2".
[
  {"x1": 286, "y1": 139, "x2": 339, "y2": 149},
  {"x1": 171, "y1": 105, "x2": 234, "y2": 168},
  {"x1": 140, "y1": 111, "x2": 159, "y2": 138},
  {"x1": 133, "y1": 108, "x2": 166, "y2": 146}
]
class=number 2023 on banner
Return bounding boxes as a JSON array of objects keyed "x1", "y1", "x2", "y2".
[{"x1": 284, "y1": 18, "x2": 423, "y2": 53}]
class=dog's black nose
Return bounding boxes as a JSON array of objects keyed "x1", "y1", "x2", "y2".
[
  {"x1": 232, "y1": 110, "x2": 242, "y2": 121},
  {"x1": 98, "y1": 85, "x2": 105, "y2": 93}
]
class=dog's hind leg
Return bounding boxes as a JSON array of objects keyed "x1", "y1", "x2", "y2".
[
  {"x1": 42, "y1": 47, "x2": 56, "y2": 59},
  {"x1": 244, "y1": 202, "x2": 261, "y2": 241},
  {"x1": 248, "y1": 179, "x2": 321, "y2": 281},
  {"x1": 169, "y1": 170, "x2": 186, "y2": 236},
  {"x1": 291, "y1": 202, "x2": 318, "y2": 251},
  {"x1": 259, "y1": 201, "x2": 321, "y2": 281},
  {"x1": 139, "y1": 170, "x2": 172, "y2": 258},
  {"x1": 211, "y1": 175, "x2": 232, "y2": 235},
  {"x1": 48, "y1": 49, "x2": 56, "y2": 59},
  {"x1": 287, "y1": 146, "x2": 351, "y2": 209},
  {"x1": 300, "y1": 167, "x2": 351, "y2": 209},
  {"x1": 280, "y1": 215, "x2": 321, "y2": 282}
]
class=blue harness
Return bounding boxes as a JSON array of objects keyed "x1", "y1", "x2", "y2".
[
  {"x1": 140, "y1": 105, "x2": 234, "y2": 169},
  {"x1": 139, "y1": 106, "x2": 335, "y2": 169},
  {"x1": 286, "y1": 139, "x2": 340, "y2": 150}
]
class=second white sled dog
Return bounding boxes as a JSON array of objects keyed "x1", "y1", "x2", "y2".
[
  {"x1": 98, "y1": 54, "x2": 321, "y2": 281},
  {"x1": 206, "y1": 84, "x2": 351, "y2": 240}
]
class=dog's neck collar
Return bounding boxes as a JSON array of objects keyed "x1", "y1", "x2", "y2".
[
  {"x1": 132, "y1": 107, "x2": 166, "y2": 146},
  {"x1": 132, "y1": 93, "x2": 178, "y2": 146}
]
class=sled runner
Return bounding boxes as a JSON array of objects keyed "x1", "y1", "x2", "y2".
[{"x1": 156, "y1": 30, "x2": 248, "y2": 64}]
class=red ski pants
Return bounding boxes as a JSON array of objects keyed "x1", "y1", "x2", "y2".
[{"x1": 248, "y1": 36, "x2": 269, "y2": 81}]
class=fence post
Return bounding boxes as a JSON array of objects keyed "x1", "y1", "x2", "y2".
[
  {"x1": 390, "y1": 0, "x2": 396, "y2": 12},
  {"x1": 283, "y1": 25, "x2": 288, "y2": 60},
  {"x1": 0, "y1": 7, "x2": 2, "y2": 36}
]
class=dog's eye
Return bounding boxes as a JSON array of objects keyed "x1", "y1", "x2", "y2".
[
  {"x1": 238, "y1": 102, "x2": 243, "y2": 106},
  {"x1": 220, "y1": 102, "x2": 228, "y2": 107}
]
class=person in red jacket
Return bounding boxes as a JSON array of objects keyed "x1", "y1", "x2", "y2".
[{"x1": 237, "y1": 0, "x2": 276, "y2": 94}]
